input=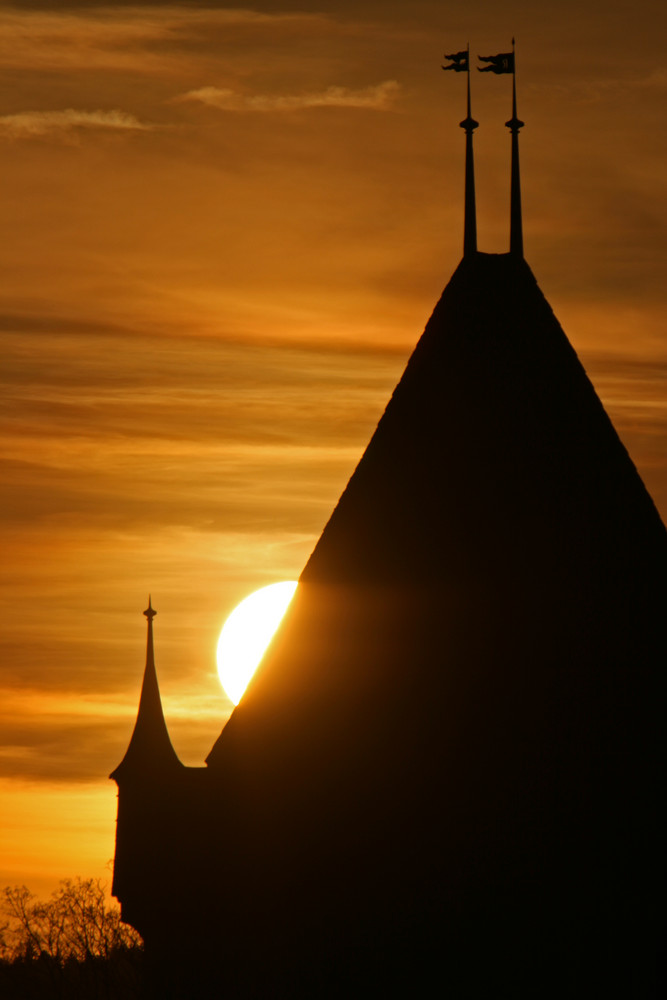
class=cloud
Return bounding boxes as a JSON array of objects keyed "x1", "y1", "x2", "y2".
[
  {"x1": 0, "y1": 687, "x2": 228, "y2": 782},
  {"x1": 0, "y1": 7, "x2": 335, "y2": 75},
  {"x1": 0, "y1": 7, "x2": 173, "y2": 74},
  {"x1": 179, "y1": 80, "x2": 401, "y2": 113},
  {"x1": 626, "y1": 68, "x2": 667, "y2": 89},
  {"x1": 0, "y1": 108, "x2": 153, "y2": 139}
]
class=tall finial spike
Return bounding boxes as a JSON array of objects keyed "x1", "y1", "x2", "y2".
[
  {"x1": 144, "y1": 596, "x2": 156, "y2": 621},
  {"x1": 504, "y1": 38, "x2": 524, "y2": 257},
  {"x1": 458, "y1": 44, "x2": 478, "y2": 257},
  {"x1": 443, "y1": 45, "x2": 477, "y2": 257}
]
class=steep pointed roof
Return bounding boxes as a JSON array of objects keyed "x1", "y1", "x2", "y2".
[
  {"x1": 202, "y1": 252, "x2": 665, "y2": 989},
  {"x1": 111, "y1": 600, "x2": 182, "y2": 780},
  {"x1": 209, "y1": 252, "x2": 666, "y2": 761}
]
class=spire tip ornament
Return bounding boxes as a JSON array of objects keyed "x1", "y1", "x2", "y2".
[
  {"x1": 443, "y1": 43, "x2": 477, "y2": 257},
  {"x1": 478, "y1": 38, "x2": 524, "y2": 257}
]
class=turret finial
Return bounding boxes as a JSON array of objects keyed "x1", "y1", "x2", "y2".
[
  {"x1": 443, "y1": 44, "x2": 478, "y2": 257},
  {"x1": 504, "y1": 38, "x2": 524, "y2": 257},
  {"x1": 478, "y1": 38, "x2": 524, "y2": 257}
]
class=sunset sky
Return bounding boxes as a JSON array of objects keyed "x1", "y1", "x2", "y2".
[{"x1": 1, "y1": 0, "x2": 666, "y2": 898}]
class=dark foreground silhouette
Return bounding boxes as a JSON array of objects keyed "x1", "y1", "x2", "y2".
[{"x1": 111, "y1": 253, "x2": 665, "y2": 998}]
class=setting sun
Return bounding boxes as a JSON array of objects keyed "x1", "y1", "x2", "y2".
[{"x1": 216, "y1": 581, "x2": 298, "y2": 705}]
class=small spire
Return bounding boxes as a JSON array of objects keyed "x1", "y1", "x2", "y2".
[
  {"x1": 110, "y1": 600, "x2": 182, "y2": 780},
  {"x1": 504, "y1": 38, "x2": 524, "y2": 257}
]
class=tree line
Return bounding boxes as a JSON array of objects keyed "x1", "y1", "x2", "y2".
[{"x1": 0, "y1": 877, "x2": 143, "y2": 999}]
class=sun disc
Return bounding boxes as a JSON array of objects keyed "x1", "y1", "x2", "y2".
[{"x1": 217, "y1": 581, "x2": 298, "y2": 705}]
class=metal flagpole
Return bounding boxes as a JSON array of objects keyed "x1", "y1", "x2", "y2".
[
  {"x1": 443, "y1": 45, "x2": 478, "y2": 257},
  {"x1": 505, "y1": 39, "x2": 524, "y2": 257},
  {"x1": 460, "y1": 45, "x2": 479, "y2": 256}
]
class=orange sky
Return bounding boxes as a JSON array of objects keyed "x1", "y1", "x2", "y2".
[{"x1": 1, "y1": 0, "x2": 666, "y2": 898}]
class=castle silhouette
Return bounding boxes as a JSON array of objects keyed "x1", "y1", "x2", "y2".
[{"x1": 110, "y1": 60, "x2": 665, "y2": 997}]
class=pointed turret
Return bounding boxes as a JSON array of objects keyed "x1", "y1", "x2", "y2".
[
  {"x1": 110, "y1": 600, "x2": 188, "y2": 934},
  {"x1": 110, "y1": 599, "x2": 182, "y2": 780}
]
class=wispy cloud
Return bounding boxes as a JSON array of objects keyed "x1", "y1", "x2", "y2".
[
  {"x1": 179, "y1": 80, "x2": 401, "y2": 113},
  {"x1": 632, "y1": 67, "x2": 667, "y2": 89},
  {"x1": 0, "y1": 8, "x2": 173, "y2": 73},
  {"x1": 0, "y1": 109, "x2": 153, "y2": 139},
  {"x1": 0, "y1": 7, "x2": 333, "y2": 74}
]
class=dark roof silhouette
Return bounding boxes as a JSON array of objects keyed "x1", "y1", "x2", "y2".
[
  {"x1": 208, "y1": 252, "x2": 664, "y2": 765},
  {"x1": 196, "y1": 252, "x2": 664, "y2": 994}
]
